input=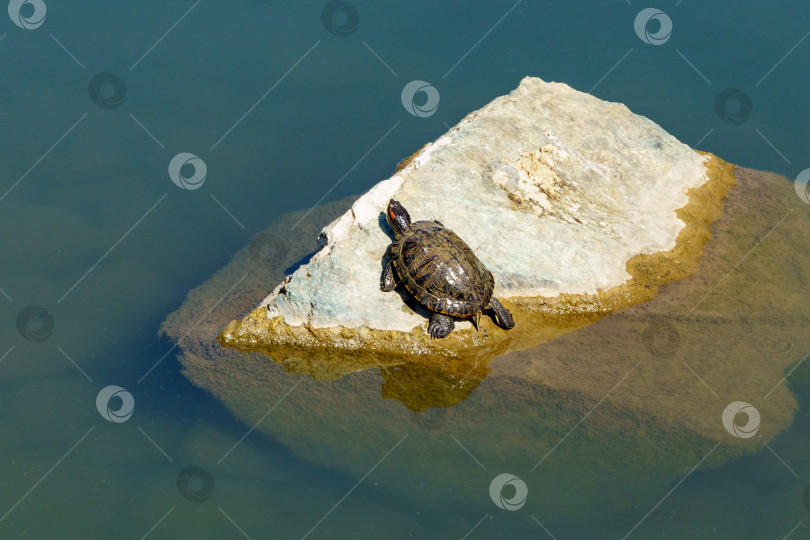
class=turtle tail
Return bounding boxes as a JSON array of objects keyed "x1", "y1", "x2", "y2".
[{"x1": 488, "y1": 298, "x2": 515, "y2": 329}]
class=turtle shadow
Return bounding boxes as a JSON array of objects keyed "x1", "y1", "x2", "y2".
[
  {"x1": 378, "y1": 211, "x2": 449, "y2": 323},
  {"x1": 378, "y1": 210, "x2": 393, "y2": 239}
]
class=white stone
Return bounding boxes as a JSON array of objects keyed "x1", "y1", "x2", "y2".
[{"x1": 262, "y1": 77, "x2": 708, "y2": 332}]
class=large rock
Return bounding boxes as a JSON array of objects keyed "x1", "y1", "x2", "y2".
[
  {"x1": 219, "y1": 76, "x2": 735, "y2": 362},
  {"x1": 158, "y1": 76, "x2": 810, "y2": 526}
]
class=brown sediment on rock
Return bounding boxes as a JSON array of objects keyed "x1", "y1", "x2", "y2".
[
  {"x1": 218, "y1": 152, "x2": 737, "y2": 367},
  {"x1": 393, "y1": 143, "x2": 429, "y2": 173}
]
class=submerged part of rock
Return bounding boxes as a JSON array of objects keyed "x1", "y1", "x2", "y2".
[
  {"x1": 219, "y1": 76, "x2": 736, "y2": 360},
  {"x1": 162, "y1": 165, "x2": 810, "y2": 514}
]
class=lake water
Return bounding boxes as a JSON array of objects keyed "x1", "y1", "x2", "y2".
[{"x1": 2, "y1": 1, "x2": 809, "y2": 538}]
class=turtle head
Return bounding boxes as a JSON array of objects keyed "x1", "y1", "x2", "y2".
[{"x1": 386, "y1": 199, "x2": 411, "y2": 235}]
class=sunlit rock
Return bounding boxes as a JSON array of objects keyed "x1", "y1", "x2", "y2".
[{"x1": 219, "y1": 76, "x2": 735, "y2": 359}]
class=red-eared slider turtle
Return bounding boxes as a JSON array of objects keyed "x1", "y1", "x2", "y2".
[{"x1": 381, "y1": 199, "x2": 515, "y2": 338}]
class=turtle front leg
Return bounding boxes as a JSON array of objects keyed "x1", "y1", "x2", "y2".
[
  {"x1": 488, "y1": 298, "x2": 515, "y2": 329},
  {"x1": 381, "y1": 260, "x2": 396, "y2": 292},
  {"x1": 428, "y1": 312, "x2": 455, "y2": 338}
]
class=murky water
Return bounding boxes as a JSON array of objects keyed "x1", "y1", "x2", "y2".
[{"x1": 2, "y1": 1, "x2": 809, "y2": 538}]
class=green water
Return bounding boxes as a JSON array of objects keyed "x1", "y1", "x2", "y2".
[{"x1": 2, "y1": 1, "x2": 810, "y2": 538}]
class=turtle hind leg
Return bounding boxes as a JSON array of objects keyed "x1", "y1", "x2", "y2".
[
  {"x1": 380, "y1": 260, "x2": 396, "y2": 292},
  {"x1": 488, "y1": 298, "x2": 515, "y2": 329},
  {"x1": 428, "y1": 312, "x2": 455, "y2": 338}
]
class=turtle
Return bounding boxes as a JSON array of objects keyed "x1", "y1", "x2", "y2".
[{"x1": 380, "y1": 199, "x2": 515, "y2": 338}]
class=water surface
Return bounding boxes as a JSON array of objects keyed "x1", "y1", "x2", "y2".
[{"x1": 1, "y1": 1, "x2": 809, "y2": 538}]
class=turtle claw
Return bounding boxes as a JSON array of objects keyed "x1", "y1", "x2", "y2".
[
  {"x1": 488, "y1": 298, "x2": 515, "y2": 329},
  {"x1": 428, "y1": 313, "x2": 454, "y2": 338},
  {"x1": 380, "y1": 260, "x2": 396, "y2": 292}
]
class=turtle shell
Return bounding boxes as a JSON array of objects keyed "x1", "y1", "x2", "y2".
[{"x1": 392, "y1": 220, "x2": 494, "y2": 317}]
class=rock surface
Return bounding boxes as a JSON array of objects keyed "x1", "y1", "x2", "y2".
[{"x1": 220, "y1": 76, "x2": 735, "y2": 359}]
